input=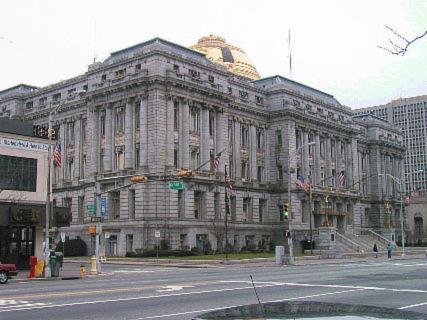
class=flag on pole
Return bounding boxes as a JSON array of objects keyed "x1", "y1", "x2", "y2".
[
  {"x1": 53, "y1": 138, "x2": 62, "y2": 167},
  {"x1": 338, "y1": 170, "x2": 346, "y2": 187},
  {"x1": 224, "y1": 165, "x2": 233, "y2": 193},
  {"x1": 405, "y1": 196, "x2": 410, "y2": 205},
  {"x1": 211, "y1": 150, "x2": 222, "y2": 170},
  {"x1": 411, "y1": 187, "x2": 421, "y2": 198},
  {"x1": 295, "y1": 175, "x2": 309, "y2": 192}
]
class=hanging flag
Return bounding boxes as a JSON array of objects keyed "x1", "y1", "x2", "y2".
[
  {"x1": 405, "y1": 196, "x2": 410, "y2": 205},
  {"x1": 211, "y1": 150, "x2": 222, "y2": 170},
  {"x1": 53, "y1": 138, "x2": 62, "y2": 167},
  {"x1": 339, "y1": 170, "x2": 346, "y2": 187},
  {"x1": 295, "y1": 175, "x2": 309, "y2": 192},
  {"x1": 411, "y1": 188, "x2": 421, "y2": 198},
  {"x1": 224, "y1": 165, "x2": 233, "y2": 193}
]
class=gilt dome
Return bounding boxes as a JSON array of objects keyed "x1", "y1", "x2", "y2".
[{"x1": 191, "y1": 35, "x2": 260, "y2": 80}]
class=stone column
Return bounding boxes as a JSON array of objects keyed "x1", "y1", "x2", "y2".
[
  {"x1": 166, "y1": 98, "x2": 175, "y2": 169},
  {"x1": 60, "y1": 121, "x2": 67, "y2": 181},
  {"x1": 314, "y1": 133, "x2": 321, "y2": 185},
  {"x1": 124, "y1": 99, "x2": 134, "y2": 169},
  {"x1": 179, "y1": 99, "x2": 190, "y2": 169},
  {"x1": 200, "y1": 107, "x2": 210, "y2": 169},
  {"x1": 73, "y1": 117, "x2": 81, "y2": 179},
  {"x1": 104, "y1": 105, "x2": 113, "y2": 172},
  {"x1": 302, "y1": 129, "x2": 309, "y2": 178},
  {"x1": 250, "y1": 124, "x2": 257, "y2": 181},
  {"x1": 325, "y1": 136, "x2": 332, "y2": 186},
  {"x1": 215, "y1": 110, "x2": 227, "y2": 174},
  {"x1": 139, "y1": 98, "x2": 148, "y2": 169},
  {"x1": 88, "y1": 108, "x2": 99, "y2": 175},
  {"x1": 234, "y1": 120, "x2": 241, "y2": 179}
]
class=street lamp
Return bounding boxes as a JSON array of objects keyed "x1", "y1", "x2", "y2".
[{"x1": 288, "y1": 141, "x2": 316, "y2": 262}]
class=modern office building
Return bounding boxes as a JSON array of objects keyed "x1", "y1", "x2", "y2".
[
  {"x1": 0, "y1": 36, "x2": 405, "y2": 256},
  {"x1": 354, "y1": 96, "x2": 427, "y2": 245},
  {"x1": 0, "y1": 118, "x2": 71, "y2": 268}
]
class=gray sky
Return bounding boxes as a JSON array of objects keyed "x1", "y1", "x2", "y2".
[{"x1": 1, "y1": 0, "x2": 426, "y2": 109}]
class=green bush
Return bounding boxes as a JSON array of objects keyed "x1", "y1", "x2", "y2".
[
  {"x1": 126, "y1": 249, "x2": 196, "y2": 258},
  {"x1": 55, "y1": 238, "x2": 87, "y2": 256}
]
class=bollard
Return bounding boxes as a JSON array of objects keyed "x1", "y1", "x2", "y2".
[
  {"x1": 80, "y1": 265, "x2": 86, "y2": 278},
  {"x1": 90, "y1": 255, "x2": 97, "y2": 275}
]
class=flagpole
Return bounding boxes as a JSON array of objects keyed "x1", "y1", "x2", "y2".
[{"x1": 224, "y1": 164, "x2": 229, "y2": 260}]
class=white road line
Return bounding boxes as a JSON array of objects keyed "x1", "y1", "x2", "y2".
[
  {"x1": 0, "y1": 284, "x2": 279, "y2": 313},
  {"x1": 130, "y1": 288, "x2": 365, "y2": 319},
  {"x1": 222, "y1": 280, "x2": 427, "y2": 293},
  {"x1": 399, "y1": 301, "x2": 427, "y2": 309}
]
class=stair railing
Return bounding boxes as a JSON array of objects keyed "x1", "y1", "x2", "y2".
[{"x1": 336, "y1": 232, "x2": 361, "y2": 252}]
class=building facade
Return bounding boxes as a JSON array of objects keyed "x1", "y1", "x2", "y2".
[
  {"x1": 0, "y1": 36, "x2": 405, "y2": 256},
  {"x1": 354, "y1": 96, "x2": 427, "y2": 245}
]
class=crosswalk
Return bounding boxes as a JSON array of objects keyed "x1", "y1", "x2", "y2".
[
  {"x1": 0, "y1": 299, "x2": 51, "y2": 312},
  {"x1": 338, "y1": 261, "x2": 427, "y2": 268},
  {"x1": 109, "y1": 268, "x2": 174, "y2": 275}
]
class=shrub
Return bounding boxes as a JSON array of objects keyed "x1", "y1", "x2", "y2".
[
  {"x1": 55, "y1": 238, "x2": 87, "y2": 256},
  {"x1": 126, "y1": 249, "x2": 196, "y2": 258}
]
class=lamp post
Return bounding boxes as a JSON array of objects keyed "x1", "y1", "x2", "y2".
[{"x1": 288, "y1": 141, "x2": 316, "y2": 262}]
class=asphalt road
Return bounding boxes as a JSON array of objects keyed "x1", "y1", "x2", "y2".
[{"x1": 1, "y1": 258, "x2": 427, "y2": 319}]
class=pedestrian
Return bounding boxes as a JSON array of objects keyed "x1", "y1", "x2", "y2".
[
  {"x1": 387, "y1": 242, "x2": 393, "y2": 260},
  {"x1": 373, "y1": 243, "x2": 378, "y2": 258}
]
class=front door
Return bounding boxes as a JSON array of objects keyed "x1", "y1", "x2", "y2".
[
  {"x1": 0, "y1": 226, "x2": 35, "y2": 269},
  {"x1": 414, "y1": 216, "x2": 423, "y2": 245}
]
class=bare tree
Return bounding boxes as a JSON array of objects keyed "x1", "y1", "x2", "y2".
[{"x1": 378, "y1": 25, "x2": 427, "y2": 56}]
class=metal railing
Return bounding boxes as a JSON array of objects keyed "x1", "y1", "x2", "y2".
[{"x1": 336, "y1": 232, "x2": 361, "y2": 252}]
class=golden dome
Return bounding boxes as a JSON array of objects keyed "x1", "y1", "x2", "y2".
[{"x1": 191, "y1": 35, "x2": 260, "y2": 80}]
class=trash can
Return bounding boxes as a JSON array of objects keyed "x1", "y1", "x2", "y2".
[{"x1": 50, "y1": 251, "x2": 62, "y2": 277}]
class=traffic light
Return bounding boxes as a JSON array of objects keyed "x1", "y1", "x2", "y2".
[
  {"x1": 130, "y1": 175, "x2": 148, "y2": 183},
  {"x1": 282, "y1": 203, "x2": 289, "y2": 220},
  {"x1": 176, "y1": 169, "x2": 196, "y2": 177}
]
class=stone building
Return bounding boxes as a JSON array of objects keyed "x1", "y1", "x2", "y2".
[
  {"x1": 354, "y1": 96, "x2": 427, "y2": 245},
  {"x1": 0, "y1": 36, "x2": 405, "y2": 256}
]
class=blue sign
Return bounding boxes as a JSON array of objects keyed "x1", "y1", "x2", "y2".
[{"x1": 100, "y1": 197, "x2": 107, "y2": 217}]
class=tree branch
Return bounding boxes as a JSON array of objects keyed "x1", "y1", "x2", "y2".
[{"x1": 378, "y1": 25, "x2": 427, "y2": 56}]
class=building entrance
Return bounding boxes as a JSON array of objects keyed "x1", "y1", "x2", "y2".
[{"x1": 0, "y1": 226, "x2": 35, "y2": 269}]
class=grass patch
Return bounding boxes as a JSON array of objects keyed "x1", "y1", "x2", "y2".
[{"x1": 143, "y1": 252, "x2": 275, "y2": 260}]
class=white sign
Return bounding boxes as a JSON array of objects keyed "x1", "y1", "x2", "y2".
[
  {"x1": 60, "y1": 232, "x2": 65, "y2": 242},
  {"x1": 0, "y1": 137, "x2": 49, "y2": 152},
  {"x1": 104, "y1": 232, "x2": 110, "y2": 239},
  {"x1": 154, "y1": 230, "x2": 161, "y2": 238}
]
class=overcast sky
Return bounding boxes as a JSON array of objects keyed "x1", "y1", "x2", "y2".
[{"x1": 1, "y1": 0, "x2": 426, "y2": 109}]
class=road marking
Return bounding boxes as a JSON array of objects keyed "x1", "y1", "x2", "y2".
[
  {"x1": 0, "y1": 284, "x2": 282, "y2": 313},
  {"x1": 222, "y1": 280, "x2": 427, "y2": 293},
  {"x1": 129, "y1": 288, "x2": 365, "y2": 319},
  {"x1": 156, "y1": 285, "x2": 193, "y2": 292},
  {"x1": 399, "y1": 301, "x2": 427, "y2": 309},
  {"x1": 0, "y1": 300, "x2": 50, "y2": 311}
]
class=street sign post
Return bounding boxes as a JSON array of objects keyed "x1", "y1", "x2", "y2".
[
  {"x1": 169, "y1": 181, "x2": 184, "y2": 190},
  {"x1": 86, "y1": 204, "x2": 96, "y2": 216},
  {"x1": 100, "y1": 197, "x2": 107, "y2": 216}
]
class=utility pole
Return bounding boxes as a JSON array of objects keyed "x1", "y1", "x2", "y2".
[
  {"x1": 224, "y1": 165, "x2": 230, "y2": 260},
  {"x1": 44, "y1": 112, "x2": 53, "y2": 278}
]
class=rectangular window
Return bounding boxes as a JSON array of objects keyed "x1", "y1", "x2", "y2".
[
  {"x1": 174, "y1": 101, "x2": 179, "y2": 131},
  {"x1": 190, "y1": 148, "x2": 200, "y2": 170},
  {"x1": 256, "y1": 128, "x2": 264, "y2": 149},
  {"x1": 115, "y1": 68, "x2": 126, "y2": 78},
  {"x1": 126, "y1": 234, "x2": 133, "y2": 253},
  {"x1": 239, "y1": 90, "x2": 248, "y2": 100},
  {"x1": 230, "y1": 196, "x2": 236, "y2": 222},
  {"x1": 100, "y1": 110, "x2": 106, "y2": 137},
  {"x1": 78, "y1": 196, "x2": 84, "y2": 223},
  {"x1": 257, "y1": 166, "x2": 264, "y2": 182},
  {"x1": 295, "y1": 130, "x2": 301, "y2": 149},
  {"x1": 178, "y1": 190, "x2": 184, "y2": 218},
  {"x1": 68, "y1": 122, "x2": 75, "y2": 145},
  {"x1": 115, "y1": 148, "x2": 124, "y2": 171},
  {"x1": 259, "y1": 199, "x2": 266, "y2": 222},
  {"x1": 115, "y1": 107, "x2": 125, "y2": 134},
  {"x1": 135, "y1": 144, "x2": 140, "y2": 168},
  {"x1": 208, "y1": 75, "x2": 215, "y2": 83},
  {"x1": 190, "y1": 108, "x2": 200, "y2": 133},
  {"x1": 188, "y1": 69, "x2": 200, "y2": 78},
  {"x1": 111, "y1": 191, "x2": 120, "y2": 219},
  {"x1": 135, "y1": 103, "x2": 140, "y2": 129},
  {"x1": 0, "y1": 155, "x2": 37, "y2": 192},
  {"x1": 128, "y1": 190, "x2": 135, "y2": 219},
  {"x1": 241, "y1": 124, "x2": 249, "y2": 147},
  {"x1": 53, "y1": 93, "x2": 61, "y2": 102},
  {"x1": 26, "y1": 101, "x2": 33, "y2": 110},
  {"x1": 255, "y1": 95, "x2": 263, "y2": 104},
  {"x1": 209, "y1": 111, "x2": 215, "y2": 137},
  {"x1": 81, "y1": 155, "x2": 86, "y2": 179},
  {"x1": 194, "y1": 191, "x2": 203, "y2": 219},
  {"x1": 214, "y1": 192, "x2": 221, "y2": 221},
  {"x1": 67, "y1": 158, "x2": 74, "y2": 179},
  {"x1": 276, "y1": 129, "x2": 282, "y2": 146},
  {"x1": 81, "y1": 118, "x2": 87, "y2": 145},
  {"x1": 135, "y1": 64, "x2": 141, "y2": 72},
  {"x1": 241, "y1": 160, "x2": 248, "y2": 180},
  {"x1": 243, "y1": 197, "x2": 252, "y2": 221},
  {"x1": 277, "y1": 164, "x2": 283, "y2": 181},
  {"x1": 320, "y1": 138, "x2": 325, "y2": 159},
  {"x1": 100, "y1": 149, "x2": 105, "y2": 172},
  {"x1": 39, "y1": 97, "x2": 47, "y2": 107},
  {"x1": 174, "y1": 143, "x2": 179, "y2": 169}
]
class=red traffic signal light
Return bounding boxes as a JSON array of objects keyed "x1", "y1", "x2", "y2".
[
  {"x1": 176, "y1": 169, "x2": 195, "y2": 177},
  {"x1": 130, "y1": 175, "x2": 148, "y2": 183}
]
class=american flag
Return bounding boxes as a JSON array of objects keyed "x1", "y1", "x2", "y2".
[
  {"x1": 295, "y1": 175, "x2": 310, "y2": 192},
  {"x1": 411, "y1": 188, "x2": 421, "y2": 198},
  {"x1": 405, "y1": 196, "x2": 411, "y2": 205},
  {"x1": 338, "y1": 170, "x2": 345, "y2": 187},
  {"x1": 224, "y1": 165, "x2": 233, "y2": 193},
  {"x1": 53, "y1": 138, "x2": 62, "y2": 167},
  {"x1": 211, "y1": 150, "x2": 222, "y2": 170}
]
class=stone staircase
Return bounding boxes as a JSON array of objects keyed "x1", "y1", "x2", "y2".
[{"x1": 335, "y1": 229, "x2": 392, "y2": 254}]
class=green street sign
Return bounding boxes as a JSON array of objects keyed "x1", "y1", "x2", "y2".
[
  {"x1": 86, "y1": 204, "x2": 96, "y2": 214},
  {"x1": 169, "y1": 181, "x2": 184, "y2": 190}
]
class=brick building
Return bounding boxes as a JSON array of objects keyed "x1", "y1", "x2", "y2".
[{"x1": 0, "y1": 36, "x2": 405, "y2": 256}]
